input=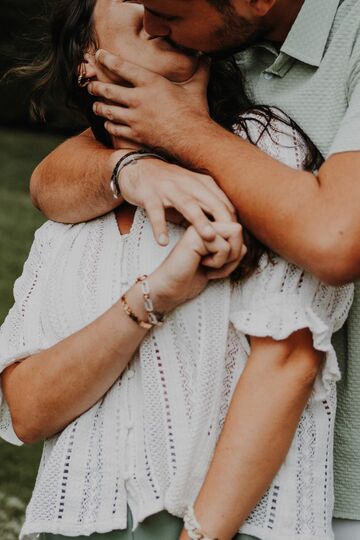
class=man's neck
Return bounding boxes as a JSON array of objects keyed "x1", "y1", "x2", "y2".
[{"x1": 264, "y1": 0, "x2": 305, "y2": 45}]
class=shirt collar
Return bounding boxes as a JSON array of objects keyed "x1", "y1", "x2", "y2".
[
  {"x1": 280, "y1": 0, "x2": 341, "y2": 68},
  {"x1": 250, "y1": 0, "x2": 342, "y2": 78}
]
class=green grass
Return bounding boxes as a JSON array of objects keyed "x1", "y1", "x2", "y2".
[
  {"x1": 0, "y1": 189, "x2": 45, "y2": 323},
  {"x1": 0, "y1": 128, "x2": 64, "y2": 322},
  {"x1": 0, "y1": 127, "x2": 65, "y2": 539}
]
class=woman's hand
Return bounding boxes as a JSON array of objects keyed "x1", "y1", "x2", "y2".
[
  {"x1": 119, "y1": 157, "x2": 238, "y2": 246},
  {"x1": 148, "y1": 222, "x2": 245, "y2": 314}
]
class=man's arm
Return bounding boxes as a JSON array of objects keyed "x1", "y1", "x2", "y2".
[
  {"x1": 30, "y1": 129, "x2": 124, "y2": 223},
  {"x1": 89, "y1": 52, "x2": 360, "y2": 285},
  {"x1": 178, "y1": 330, "x2": 323, "y2": 540},
  {"x1": 175, "y1": 127, "x2": 360, "y2": 286}
]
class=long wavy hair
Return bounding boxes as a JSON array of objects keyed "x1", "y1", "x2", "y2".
[{"x1": 10, "y1": 0, "x2": 322, "y2": 279}]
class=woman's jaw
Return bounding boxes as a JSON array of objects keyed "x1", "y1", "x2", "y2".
[{"x1": 89, "y1": 0, "x2": 200, "y2": 84}]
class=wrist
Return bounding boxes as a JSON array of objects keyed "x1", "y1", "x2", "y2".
[
  {"x1": 120, "y1": 274, "x2": 172, "y2": 329},
  {"x1": 109, "y1": 149, "x2": 129, "y2": 174},
  {"x1": 147, "y1": 271, "x2": 180, "y2": 314},
  {"x1": 123, "y1": 282, "x2": 150, "y2": 324},
  {"x1": 179, "y1": 529, "x2": 191, "y2": 540},
  {"x1": 191, "y1": 501, "x2": 236, "y2": 540},
  {"x1": 170, "y1": 116, "x2": 219, "y2": 166},
  {"x1": 105, "y1": 149, "x2": 129, "y2": 205},
  {"x1": 184, "y1": 505, "x2": 221, "y2": 540}
]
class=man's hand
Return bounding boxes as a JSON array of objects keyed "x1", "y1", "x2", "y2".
[
  {"x1": 119, "y1": 156, "x2": 238, "y2": 246},
  {"x1": 88, "y1": 49, "x2": 212, "y2": 154}
]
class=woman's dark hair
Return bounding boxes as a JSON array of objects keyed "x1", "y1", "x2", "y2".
[
  {"x1": 10, "y1": 0, "x2": 322, "y2": 279},
  {"x1": 11, "y1": 0, "x2": 111, "y2": 146}
]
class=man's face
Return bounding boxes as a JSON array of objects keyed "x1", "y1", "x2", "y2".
[{"x1": 141, "y1": 0, "x2": 268, "y2": 54}]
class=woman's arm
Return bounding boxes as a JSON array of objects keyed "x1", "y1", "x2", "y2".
[
  {"x1": 1, "y1": 279, "x2": 152, "y2": 444},
  {"x1": 179, "y1": 329, "x2": 323, "y2": 540},
  {"x1": 1, "y1": 221, "x2": 243, "y2": 445}
]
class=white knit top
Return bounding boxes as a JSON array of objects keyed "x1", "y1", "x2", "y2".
[{"x1": 0, "y1": 115, "x2": 354, "y2": 540}]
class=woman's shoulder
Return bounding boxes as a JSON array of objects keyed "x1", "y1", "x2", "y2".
[
  {"x1": 33, "y1": 220, "x2": 73, "y2": 252},
  {"x1": 231, "y1": 252, "x2": 354, "y2": 324}
]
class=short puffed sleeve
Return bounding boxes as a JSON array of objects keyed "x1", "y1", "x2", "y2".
[
  {"x1": 230, "y1": 254, "x2": 354, "y2": 401},
  {"x1": 0, "y1": 222, "x2": 54, "y2": 445}
]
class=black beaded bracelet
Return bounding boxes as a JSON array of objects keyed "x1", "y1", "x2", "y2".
[
  {"x1": 110, "y1": 150, "x2": 143, "y2": 199},
  {"x1": 110, "y1": 149, "x2": 168, "y2": 200}
]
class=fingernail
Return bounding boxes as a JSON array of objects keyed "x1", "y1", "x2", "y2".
[
  {"x1": 95, "y1": 49, "x2": 102, "y2": 61},
  {"x1": 159, "y1": 234, "x2": 168, "y2": 246},
  {"x1": 203, "y1": 225, "x2": 215, "y2": 237}
]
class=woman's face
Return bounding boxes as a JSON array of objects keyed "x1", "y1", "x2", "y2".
[{"x1": 92, "y1": 0, "x2": 200, "y2": 83}]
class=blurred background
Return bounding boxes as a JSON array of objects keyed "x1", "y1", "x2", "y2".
[{"x1": 0, "y1": 2, "x2": 86, "y2": 538}]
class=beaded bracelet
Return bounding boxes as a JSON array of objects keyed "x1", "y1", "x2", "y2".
[
  {"x1": 120, "y1": 275, "x2": 166, "y2": 330},
  {"x1": 183, "y1": 506, "x2": 218, "y2": 540},
  {"x1": 120, "y1": 293, "x2": 153, "y2": 330}
]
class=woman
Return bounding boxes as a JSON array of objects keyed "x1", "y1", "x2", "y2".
[{"x1": 0, "y1": 1, "x2": 353, "y2": 540}]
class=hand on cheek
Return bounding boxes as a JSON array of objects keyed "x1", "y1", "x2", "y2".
[{"x1": 88, "y1": 49, "x2": 212, "y2": 152}]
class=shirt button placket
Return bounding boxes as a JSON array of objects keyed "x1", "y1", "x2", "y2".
[
  {"x1": 123, "y1": 367, "x2": 136, "y2": 487},
  {"x1": 263, "y1": 71, "x2": 274, "y2": 80}
]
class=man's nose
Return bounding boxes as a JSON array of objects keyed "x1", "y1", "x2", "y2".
[{"x1": 143, "y1": 10, "x2": 171, "y2": 38}]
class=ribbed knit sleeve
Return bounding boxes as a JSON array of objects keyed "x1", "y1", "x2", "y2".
[
  {"x1": 0, "y1": 222, "x2": 52, "y2": 445},
  {"x1": 230, "y1": 255, "x2": 354, "y2": 401}
]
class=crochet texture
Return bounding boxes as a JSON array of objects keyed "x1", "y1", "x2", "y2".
[{"x1": 0, "y1": 114, "x2": 354, "y2": 540}]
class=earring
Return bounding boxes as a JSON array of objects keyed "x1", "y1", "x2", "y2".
[
  {"x1": 78, "y1": 73, "x2": 90, "y2": 88},
  {"x1": 78, "y1": 62, "x2": 91, "y2": 88}
]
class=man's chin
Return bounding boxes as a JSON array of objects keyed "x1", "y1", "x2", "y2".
[
  {"x1": 164, "y1": 34, "x2": 257, "y2": 59},
  {"x1": 165, "y1": 40, "x2": 247, "y2": 60}
]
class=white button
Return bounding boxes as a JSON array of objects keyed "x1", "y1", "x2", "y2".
[
  {"x1": 263, "y1": 72, "x2": 273, "y2": 80},
  {"x1": 127, "y1": 369, "x2": 135, "y2": 379}
]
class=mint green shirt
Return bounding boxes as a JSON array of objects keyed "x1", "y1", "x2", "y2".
[{"x1": 236, "y1": 0, "x2": 360, "y2": 518}]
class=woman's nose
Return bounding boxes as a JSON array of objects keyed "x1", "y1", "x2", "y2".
[{"x1": 143, "y1": 10, "x2": 171, "y2": 38}]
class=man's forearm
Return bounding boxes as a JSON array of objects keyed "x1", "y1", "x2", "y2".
[
  {"x1": 30, "y1": 129, "x2": 124, "y2": 223},
  {"x1": 87, "y1": 54, "x2": 360, "y2": 283},
  {"x1": 170, "y1": 120, "x2": 360, "y2": 285}
]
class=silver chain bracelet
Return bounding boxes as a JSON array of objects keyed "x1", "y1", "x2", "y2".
[
  {"x1": 183, "y1": 506, "x2": 218, "y2": 540},
  {"x1": 136, "y1": 275, "x2": 165, "y2": 327}
]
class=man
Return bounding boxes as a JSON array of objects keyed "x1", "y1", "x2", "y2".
[{"x1": 31, "y1": 0, "x2": 360, "y2": 536}]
